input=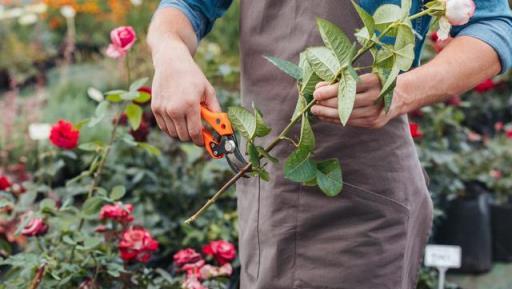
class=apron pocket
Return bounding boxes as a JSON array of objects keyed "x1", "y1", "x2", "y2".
[
  {"x1": 293, "y1": 184, "x2": 410, "y2": 289},
  {"x1": 237, "y1": 177, "x2": 261, "y2": 282}
]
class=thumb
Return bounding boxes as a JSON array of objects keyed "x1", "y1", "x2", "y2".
[{"x1": 204, "y1": 84, "x2": 222, "y2": 112}]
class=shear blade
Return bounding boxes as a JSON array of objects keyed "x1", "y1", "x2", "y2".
[{"x1": 226, "y1": 150, "x2": 250, "y2": 177}]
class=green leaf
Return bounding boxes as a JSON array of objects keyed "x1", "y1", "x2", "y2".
[
  {"x1": 0, "y1": 199, "x2": 13, "y2": 209},
  {"x1": 401, "y1": 0, "x2": 412, "y2": 18},
  {"x1": 316, "y1": 18, "x2": 353, "y2": 64},
  {"x1": 284, "y1": 148, "x2": 317, "y2": 182},
  {"x1": 299, "y1": 115, "x2": 315, "y2": 153},
  {"x1": 138, "y1": 143, "x2": 161, "y2": 156},
  {"x1": 88, "y1": 101, "x2": 109, "y2": 128},
  {"x1": 293, "y1": 92, "x2": 308, "y2": 120},
  {"x1": 105, "y1": 90, "x2": 125, "y2": 103},
  {"x1": 228, "y1": 106, "x2": 256, "y2": 140},
  {"x1": 252, "y1": 103, "x2": 271, "y2": 137},
  {"x1": 379, "y1": 62, "x2": 400, "y2": 111},
  {"x1": 337, "y1": 68, "x2": 358, "y2": 126},
  {"x1": 352, "y1": 1, "x2": 375, "y2": 37},
  {"x1": 125, "y1": 103, "x2": 143, "y2": 130},
  {"x1": 247, "y1": 142, "x2": 260, "y2": 168},
  {"x1": 110, "y1": 185, "x2": 126, "y2": 201},
  {"x1": 253, "y1": 167, "x2": 270, "y2": 182},
  {"x1": 394, "y1": 23, "x2": 415, "y2": 71},
  {"x1": 129, "y1": 77, "x2": 149, "y2": 92},
  {"x1": 300, "y1": 53, "x2": 322, "y2": 100},
  {"x1": 40, "y1": 198, "x2": 57, "y2": 214},
  {"x1": 134, "y1": 91, "x2": 151, "y2": 103},
  {"x1": 256, "y1": 146, "x2": 278, "y2": 164},
  {"x1": 316, "y1": 159, "x2": 343, "y2": 197},
  {"x1": 306, "y1": 47, "x2": 341, "y2": 81},
  {"x1": 264, "y1": 55, "x2": 302, "y2": 81},
  {"x1": 373, "y1": 4, "x2": 402, "y2": 25},
  {"x1": 79, "y1": 142, "x2": 101, "y2": 152},
  {"x1": 81, "y1": 197, "x2": 104, "y2": 218},
  {"x1": 81, "y1": 236, "x2": 103, "y2": 250}
]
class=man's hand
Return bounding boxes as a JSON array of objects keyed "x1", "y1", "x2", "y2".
[
  {"x1": 311, "y1": 73, "x2": 401, "y2": 128},
  {"x1": 148, "y1": 8, "x2": 221, "y2": 146}
]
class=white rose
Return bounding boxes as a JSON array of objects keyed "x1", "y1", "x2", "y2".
[
  {"x1": 60, "y1": 5, "x2": 76, "y2": 19},
  {"x1": 437, "y1": 17, "x2": 452, "y2": 40},
  {"x1": 29, "y1": 123, "x2": 51, "y2": 141},
  {"x1": 445, "y1": 0, "x2": 475, "y2": 26}
]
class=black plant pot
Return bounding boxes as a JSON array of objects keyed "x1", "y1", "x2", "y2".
[
  {"x1": 491, "y1": 203, "x2": 512, "y2": 262},
  {"x1": 435, "y1": 192, "x2": 493, "y2": 273}
]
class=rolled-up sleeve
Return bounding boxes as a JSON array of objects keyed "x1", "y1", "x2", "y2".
[
  {"x1": 451, "y1": 0, "x2": 512, "y2": 73},
  {"x1": 159, "y1": 0, "x2": 233, "y2": 40}
]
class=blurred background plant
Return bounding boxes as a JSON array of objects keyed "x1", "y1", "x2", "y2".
[{"x1": 0, "y1": 0, "x2": 511, "y2": 288}]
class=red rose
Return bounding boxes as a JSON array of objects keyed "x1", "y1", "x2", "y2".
[
  {"x1": 409, "y1": 122, "x2": 423, "y2": 139},
  {"x1": 506, "y1": 128, "x2": 512, "y2": 139},
  {"x1": 119, "y1": 227, "x2": 159, "y2": 263},
  {"x1": 99, "y1": 203, "x2": 134, "y2": 223},
  {"x1": 202, "y1": 240, "x2": 236, "y2": 265},
  {"x1": 130, "y1": 120, "x2": 150, "y2": 142},
  {"x1": 174, "y1": 248, "x2": 203, "y2": 267},
  {"x1": 106, "y1": 26, "x2": 136, "y2": 58},
  {"x1": 21, "y1": 218, "x2": 48, "y2": 237},
  {"x1": 445, "y1": 95, "x2": 461, "y2": 106},
  {"x1": 0, "y1": 176, "x2": 11, "y2": 191},
  {"x1": 474, "y1": 79, "x2": 495, "y2": 93},
  {"x1": 49, "y1": 120, "x2": 79, "y2": 150}
]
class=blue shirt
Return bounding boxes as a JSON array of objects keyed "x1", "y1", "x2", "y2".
[{"x1": 159, "y1": 0, "x2": 512, "y2": 73}]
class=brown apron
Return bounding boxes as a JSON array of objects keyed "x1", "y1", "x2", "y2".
[{"x1": 236, "y1": 1, "x2": 433, "y2": 289}]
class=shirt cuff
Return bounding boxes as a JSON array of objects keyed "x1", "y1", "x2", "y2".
[
  {"x1": 452, "y1": 20, "x2": 512, "y2": 74},
  {"x1": 158, "y1": 0, "x2": 207, "y2": 41}
]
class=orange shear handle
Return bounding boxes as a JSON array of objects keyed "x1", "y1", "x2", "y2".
[{"x1": 200, "y1": 105, "x2": 234, "y2": 159}]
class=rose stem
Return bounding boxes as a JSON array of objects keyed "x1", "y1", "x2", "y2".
[{"x1": 184, "y1": 99, "x2": 317, "y2": 224}]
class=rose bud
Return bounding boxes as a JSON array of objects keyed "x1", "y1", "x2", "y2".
[
  {"x1": 21, "y1": 218, "x2": 48, "y2": 237},
  {"x1": 49, "y1": 120, "x2": 80, "y2": 150},
  {"x1": 409, "y1": 122, "x2": 423, "y2": 139}
]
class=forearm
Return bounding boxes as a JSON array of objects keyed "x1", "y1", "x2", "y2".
[
  {"x1": 147, "y1": 8, "x2": 198, "y2": 63},
  {"x1": 396, "y1": 36, "x2": 502, "y2": 113}
]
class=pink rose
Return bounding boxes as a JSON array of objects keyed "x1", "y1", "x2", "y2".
[
  {"x1": 173, "y1": 248, "x2": 203, "y2": 267},
  {"x1": 182, "y1": 276, "x2": 207, "y2": 289},
  {"x1": 200, "y1": 263, "x2": 233, "y2": 280},
  {"x1": 21, "y1": 218, "x2": 48, "y2": 237},
  {"x1": 119, "y1": 227, "x2": 159, "y2": 263},
  {"x1": 202, "y1": 240, "x2": 236, "y2": 265},
  {"x1": 99, "y1": 203, "x2": 134, "y2": 223},
  {"x1": 106, "y1": 26, "x2": 136, "y2": 59},
  {"x1": 445, "y1": 0, "x2": 475, "y2": 26}
]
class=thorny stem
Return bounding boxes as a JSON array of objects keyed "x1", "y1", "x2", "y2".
[
  {"x1": 69, "y1": 108, "x2": 124, "y2": 262},
  {"x1": 185, "y1": 100, "x2": 316, "y2": 224},
  {"x1": 185, "y1": 8, "x2": 434, "y2": 224},
  {"x1": 28, "y1": 262, "x2": 47, "y2": 289}
]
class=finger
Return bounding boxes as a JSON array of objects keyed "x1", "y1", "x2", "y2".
[
  {"x1": 354, "y1": 90, "x2": 381, "y2": 108},
  {"x1": 318, "y1": 116, "x2": 340, "y2": 124},
  {"x1": 162, "y1": 116, "x2": 178, "y2": 138},
  {"x1": 313, "y1": 83, "x2": 338, "y2": 101},
  {"x1": 356, "y1": 73, "x2": 381, "y2": 93},
  {"x1": 311, "y1": 105, "x2": 338, "y2": 119},
  {"x1": 174, "y1": 115, "x2": 190, "y2": 142},
  {"x1": 154, "y1": 113, "x2": 168, "y2": 133},
  {"x1": 317, "y1": 97, "x2": 338, "y2": 108},
  {"x1": 350, "y1": 105, "x2": 381, "y2": 119},
  {"x1": 204, "y1": 84, "x2": 221, "y2": 112},
  {"x1": 315, "y1": 81, "x2": 330, "y2": 89},
  {"x1": 186, "y1": 105, "x2": 204, "y2": 146}
]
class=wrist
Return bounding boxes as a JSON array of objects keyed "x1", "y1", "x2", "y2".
[
  {"x1": 392, "y1": 72, "x2": 421, "y2": 116},
  {"x1": 151, "y1": 35, "x2": 195, "y2": 70}
]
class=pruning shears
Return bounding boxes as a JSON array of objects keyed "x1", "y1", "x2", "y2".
[{"x1": 200, "y1": 104, "x2": 249, "y2": 174}]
